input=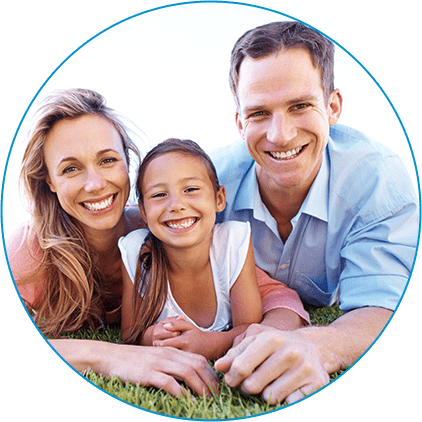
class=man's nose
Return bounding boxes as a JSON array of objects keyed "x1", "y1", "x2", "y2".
[{"x1": 267, "y1": 113, "x2": 297, "y2": 146}]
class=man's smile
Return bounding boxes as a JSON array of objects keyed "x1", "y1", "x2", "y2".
[{"x1": 267, "y1": 144, "x2": 306, "y2": 160}]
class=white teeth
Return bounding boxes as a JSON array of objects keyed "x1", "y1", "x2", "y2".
[
  {"x1": 269, "y1": 146, "x2": 303, "y2": 160},
  {"x1": 166, "y1": 218, "x2": 196, "y2": 229},
  {"x1": 83, "y1": 195, "x2": 114, "y2": 211}
]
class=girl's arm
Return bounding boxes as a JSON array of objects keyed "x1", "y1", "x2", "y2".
[
  {"x1": 120, "y1": 263, "x2": 136, "y2": 343},
  {"x1": 121, "y1": 264, "x2": 182, "y2": 345},
  {"x1": 153, "y1": 239, "x2": 262, "y2": 360}
]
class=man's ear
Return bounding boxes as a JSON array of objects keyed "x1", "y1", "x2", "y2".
[
  {"x1": 235, "y1": 110, "x2": 245, "y2": 139},
  {"x1": 216, "y1": 185, "x2": 227, "y2": 213},
  {"x1": 46, "y1": 175, "x2": 56, "y2": 193},
  {"x1": 328, "y1": 89, "x2": 343, "y2": 126}
]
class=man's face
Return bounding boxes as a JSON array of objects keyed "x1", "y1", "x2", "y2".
[{"x1": 235, "y1": 47, "x2": 342, "y2": 195}]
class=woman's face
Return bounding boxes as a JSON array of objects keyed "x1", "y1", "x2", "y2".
[{"x1": 44, "y1": 114, "x2": 130, "y2": 234}]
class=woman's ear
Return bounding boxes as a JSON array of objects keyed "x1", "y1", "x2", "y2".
[
  {"x1": 46, "y1": 175, "x2": 56, "y2": 193},
  {"x1": 216, "y1": 185, "x2": 226, "y2": 213}
]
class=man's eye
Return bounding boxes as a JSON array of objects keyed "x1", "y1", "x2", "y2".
[
  {"x1": 251, "y1": 111, "x2": 264, "y2": 117},
  {"x1": 295, "y1": 103, "x2": 309, "y2": 110}
]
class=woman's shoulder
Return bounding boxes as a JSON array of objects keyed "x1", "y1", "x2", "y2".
[
  {"x1": 122, "y1": 205, "x2": 145, "y2": 235},
  {"x1": 5, "y1": 221, "x2": 45, "y2": 306},
  {"x1": 6, "y1": 222, "x2": 41, "y2": 270}
]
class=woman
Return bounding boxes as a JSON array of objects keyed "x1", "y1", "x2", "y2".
[{"x1": 6, "y1": 88, "x2": 307, "y2": 398}]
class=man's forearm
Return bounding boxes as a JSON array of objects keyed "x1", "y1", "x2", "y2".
[{"x1": 300, "y1": 306, "x2": 393, "y2": 374}]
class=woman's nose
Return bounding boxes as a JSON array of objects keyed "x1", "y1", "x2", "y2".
[{"x1": 84, "y1": 168, "x2": 107, "y2": 192}]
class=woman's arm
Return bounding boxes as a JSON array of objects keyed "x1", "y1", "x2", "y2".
[{"x1": 49, "y1": 338, "x2": 219, "y2": 397}]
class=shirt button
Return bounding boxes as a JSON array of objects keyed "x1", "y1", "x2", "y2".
[{"x1": 281, "y1": 264, "x2": 287, "y2": 270}]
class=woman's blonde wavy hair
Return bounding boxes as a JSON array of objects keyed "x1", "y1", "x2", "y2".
[{"x1": 19, "y1": 88, "x2": 141, "y2": 337}]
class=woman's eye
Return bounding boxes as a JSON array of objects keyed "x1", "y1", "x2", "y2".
[
  {"x1": 63, "y1": 166, "x2": 77, "y2": 174},
  {"x1": 102, "y1": 157, "x2": 117, "y2": 165}
]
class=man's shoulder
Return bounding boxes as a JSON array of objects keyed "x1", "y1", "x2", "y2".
[
  {"x1": 209, "y1": 140, "x2": 254, "y2": 185},
  {"x1": 327, "y1": 124, "x2": 416, "y2": 217}
]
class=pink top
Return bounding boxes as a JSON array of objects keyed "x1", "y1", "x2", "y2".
[{"x1": 6, "y1": 222, "x2": 310, "y2": 327}]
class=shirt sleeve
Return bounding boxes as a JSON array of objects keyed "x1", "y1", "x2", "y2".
[
  {"x1": 256, "y1": 266, "x2": 311, "y2": 325},
  {"x1": 339, "y1": 199, "x2": 418, "y2": 312},
  {"x1": 5, "y1": 222, "x2": 46, "y2": 309},
  {"x1": 118, "y1": 229, "x2": 149, "y2": 284}
]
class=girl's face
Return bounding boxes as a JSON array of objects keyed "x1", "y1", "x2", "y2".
[
  {"x1": 140, "y1": 152, "x2": 226, "y2": 252},
  {"x1": 44, "y1": 114, "x2": 130, "y2": 235}
]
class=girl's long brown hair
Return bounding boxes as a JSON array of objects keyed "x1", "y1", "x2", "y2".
[
  {"x1": 16, "y1": 88, "x2": 141, "y2": 337},
  {"x1": 124, "y1": 138, "x2": 220, "y2": 344}
]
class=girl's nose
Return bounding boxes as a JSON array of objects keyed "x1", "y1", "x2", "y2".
[{"x1": 168, "y1": 192, "x2": 186, "y2": 212}]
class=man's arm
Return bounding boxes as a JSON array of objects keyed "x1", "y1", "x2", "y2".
[{"x1": 215, "y1": 306, "x2": 392, "y2": 404}]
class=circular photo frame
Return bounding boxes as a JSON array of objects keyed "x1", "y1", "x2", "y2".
[{"x1": 2, "y1": 1, "x2": 420, "y2": 421}]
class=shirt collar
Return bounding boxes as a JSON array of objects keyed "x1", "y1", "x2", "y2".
[
  {"x1": 234, "y1": 148, "x2": 329, "y2": 223},
  {"x1": 293, "y1": 147, "x2": 329, "y2": 223}
]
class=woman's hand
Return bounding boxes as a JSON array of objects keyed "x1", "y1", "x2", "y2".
[{"x1": 50, "y1": 338, "x2": 220, "y2": 398}]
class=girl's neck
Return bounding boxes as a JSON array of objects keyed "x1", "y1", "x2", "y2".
[{"x1": 165, "y1": 240, "x2": 211, "y2": 277}]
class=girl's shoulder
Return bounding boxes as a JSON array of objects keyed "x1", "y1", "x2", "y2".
[{"x1": 213, "y1": 220, "x2": 251, "y2": 240}]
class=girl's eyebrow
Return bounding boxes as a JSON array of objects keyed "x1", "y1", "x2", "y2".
[{"x1": 144, "y1": 176, "x2": 206, "y2": 193}]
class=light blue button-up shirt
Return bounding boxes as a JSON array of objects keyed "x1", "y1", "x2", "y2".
[{"x1": 210, "y1": 124, "x2": 419, "y2": 312}]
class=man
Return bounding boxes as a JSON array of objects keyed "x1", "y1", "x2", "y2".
[{"x1": 212, "y1": 21, "x2": 418, "y2": 404}]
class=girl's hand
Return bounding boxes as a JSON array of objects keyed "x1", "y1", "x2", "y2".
[
  {"x1": 144, "y1": 316, "x2": 187, "y2": 344},
  {"x1": 153, "y1": 318, "x2": 222, "y2": 360}
]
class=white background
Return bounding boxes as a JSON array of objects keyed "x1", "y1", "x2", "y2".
[{"x1": 2, "y1": 0, "x2": 419, "y2": 237}]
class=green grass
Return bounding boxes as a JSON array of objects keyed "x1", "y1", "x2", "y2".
[{"x1": 65, "y1": 306, "x2": 344, "y2": 419}]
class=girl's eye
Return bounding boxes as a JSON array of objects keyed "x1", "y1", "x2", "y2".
[
  {"x1": 185, "y1": 187, "x2": 199, "y2": 193},
  {"x1": 151, "y1": 192, "x2": 167, "y2": 199}
]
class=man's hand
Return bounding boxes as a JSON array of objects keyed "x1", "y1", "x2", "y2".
[
  {"x1": 215, "y1": 326, "x2": 329, "y2": 404},
  {"x1": 215, "y1": 307, "x2": 392, "y2": 404}
]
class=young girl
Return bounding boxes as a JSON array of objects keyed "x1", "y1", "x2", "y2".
[{"x1": 118, "y1": 138, "x2": 262, "y2": 360}]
